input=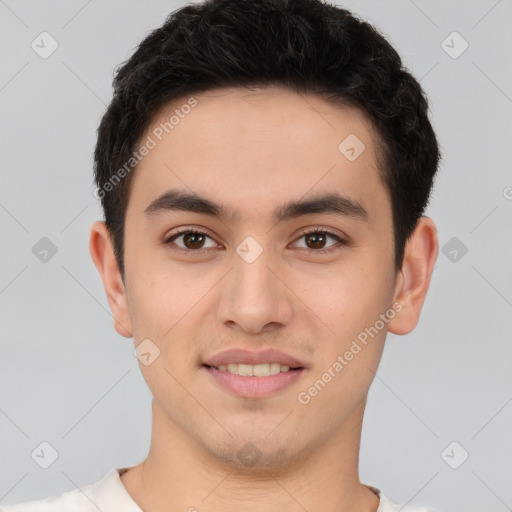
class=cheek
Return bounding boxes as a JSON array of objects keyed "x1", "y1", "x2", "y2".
[
  {"x1": 299, "y1": 267, "x2": 395, "y2": 394},
  {"x1": 128, "y1": 243, "x2": 196, "y2": 316},
  {"x1": 127, "y1": 270, "x2": 213, "y2": 366},
  {"x1": 127, "y1": 270, "x2": 185, "y2": 346},
  {"x1": 298, "y1": 263, "x2": 387, "y2": 334}
]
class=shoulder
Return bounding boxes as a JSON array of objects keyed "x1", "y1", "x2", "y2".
[
  {"x1": 370, "y1": 486, "x2": 440, "y2": 512},
  {"x1": 0, "y1": 484, "x2": 96, "y2": 512},
  {"x1": 0, "y1": 469, "x2": 125, "y2": 512}
]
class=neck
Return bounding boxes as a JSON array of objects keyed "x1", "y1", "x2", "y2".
[{"x1": 120, "y1": 399, "x2": 379, "y2": 512}]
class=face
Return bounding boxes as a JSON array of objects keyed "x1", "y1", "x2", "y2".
[{"x1": 117, "y1": 86, "x2": 402, "y2": 468}]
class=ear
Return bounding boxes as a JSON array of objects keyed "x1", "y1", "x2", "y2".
[
  {"x1": 89, "y1": 221, "x2": 133, "y2": 338},
  {"x1": 388, "y1": 216, "x2": 438, "y2": 335}
]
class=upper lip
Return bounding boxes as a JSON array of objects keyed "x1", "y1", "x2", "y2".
[{"x1": 203, "y1": 348, "x2": 305, "y2": 369}]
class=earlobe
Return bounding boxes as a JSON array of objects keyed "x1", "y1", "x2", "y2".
[
  {"x1": 89, "y1": 221, "x2": 133, "y2": 338},
  {"x1": 388, "y1": 216, "x2": 439, "y2": 336}
]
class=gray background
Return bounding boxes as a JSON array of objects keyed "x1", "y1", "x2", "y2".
[{"x1": 0, "y1": 1, "x2": 511, "y2": 511}]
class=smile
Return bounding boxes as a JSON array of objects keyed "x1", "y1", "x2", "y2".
[
  {"x1": 203, "y1": 365, "x2": 305, "y2": 398},
  {"x1": 210, "y1": 363, "x2": 294, "y2": 376}
]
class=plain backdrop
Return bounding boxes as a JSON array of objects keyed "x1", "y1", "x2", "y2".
[{"x1": 0, "y1": 1, "x2": 511, "y2": 511}]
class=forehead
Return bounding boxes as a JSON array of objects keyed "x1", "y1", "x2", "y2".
[{"x1": 127, "y1": 86, "x2": 390, "y2": 227}]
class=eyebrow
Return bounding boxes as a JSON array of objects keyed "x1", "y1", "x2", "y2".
[{"x1": 144, "y1": 189, "x2": 369, "y2": 224}]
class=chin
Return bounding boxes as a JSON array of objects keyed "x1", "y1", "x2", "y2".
[
  {"x1": 196, "y1": 422, "x2": 311, "y2": 472},
  {"x1": 206, "y1": 440, "x2": 297, "y2": 472}
]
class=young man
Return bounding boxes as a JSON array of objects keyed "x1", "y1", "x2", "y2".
[{"x1": 1, "y1": 0, "x2": 440, "y2": 511}]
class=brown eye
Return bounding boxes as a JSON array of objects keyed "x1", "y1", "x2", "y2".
[
  {"x1": 165, "y1": 229, "x2": 218, "y2": 251},
  {"x1": 304, "y1": 232, "x2": 329, "y2": 250},
  {"x1": 181, "y1": 232, "x2": 206, "y2": 249},
  {"x1": 294, "y1": 229, "x2": 345, "y2": 254}
]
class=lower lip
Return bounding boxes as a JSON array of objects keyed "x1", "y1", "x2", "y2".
[{"x1": 203, "y1": 366, "x2": 305, "y2": 398}]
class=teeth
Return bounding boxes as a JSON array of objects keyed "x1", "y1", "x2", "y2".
[
  {"x1": 214, "y1": 363, "x2": 293, "y2": 376},
  {"x1": 238, "y1": 364, "x2": 253, "y2": 376}
]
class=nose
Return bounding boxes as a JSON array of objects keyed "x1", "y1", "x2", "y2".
[{"x1": 216, "y1": 245, "x2": 293, "y2": 335}]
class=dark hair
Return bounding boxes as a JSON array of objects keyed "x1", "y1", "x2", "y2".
[{"x1": 93, "y1": 0, "x2": 440, "y2": 279}]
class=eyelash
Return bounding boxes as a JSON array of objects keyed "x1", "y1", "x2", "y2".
[{"x1": 163, "y1": 227, "x2": 347, "y2": 255}]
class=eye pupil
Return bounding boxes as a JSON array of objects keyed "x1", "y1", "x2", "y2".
[
  {"x1": 184, "y1": 232, "x2": 205, "y2": 249},
  {"x1": 306, "y1": 233, "x2": 326, "y2": 249}
]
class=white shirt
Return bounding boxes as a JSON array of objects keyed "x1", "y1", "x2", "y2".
[{"x1": 0, "y1": 467, "x2": 439, "y2": 512}]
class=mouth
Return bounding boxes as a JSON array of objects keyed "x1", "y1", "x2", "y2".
[
  {"x1": 202, "y1": 360, "x2": 305, "y2": 398},
  {"x1": 202, "y1": 348, "x2": 307, "y2": 398},
  {"x1": 203, "y1": 362, "x2": 301, "y2": 377}
]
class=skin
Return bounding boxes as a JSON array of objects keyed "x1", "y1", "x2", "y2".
[{"x1": 89, "y1": 85, "x2": 438, "y2": 512}]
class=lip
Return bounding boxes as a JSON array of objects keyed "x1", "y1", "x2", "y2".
[
  {"x1": 204, "y1": 366, "x2": 305, "y2": 398},
  {"x1": 203, "y1": 348, "x2": 305, "y2": 368}
]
